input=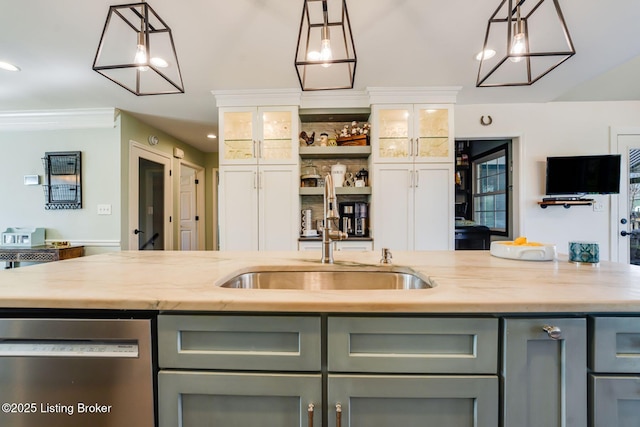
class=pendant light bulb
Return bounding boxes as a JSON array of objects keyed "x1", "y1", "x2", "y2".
[
  {"x1": 320, "y1": 25, "x2": 332, "y2": 68},
  {"x1": 135, "y1": 32, "x2": 148, "y2": 71},
  {"x1": 509, "y1": 6, "x2": 526, "y2": 63}
]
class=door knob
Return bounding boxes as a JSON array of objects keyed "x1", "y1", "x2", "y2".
[
  {"x1": 621, "y1": 218, "x2": 628, "y2": 224},
  {"x1": 134, "y1": 229, "x2": 144, "y2": 235},
  {"x1": 621, "y1": 230, "x2": 630, "y2": 237}
]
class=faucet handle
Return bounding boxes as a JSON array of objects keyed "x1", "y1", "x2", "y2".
[{"x1": 380, "y1": 248, "x2": 392, "y2": 264}]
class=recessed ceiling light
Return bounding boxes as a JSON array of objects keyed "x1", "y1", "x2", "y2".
[
  {"x1": 0, "y1": 61, "x2": 20, "y2": 72},
  {"x1": 207, "y1": 134, "x2": 217, "y2": 139},
  {"x1": 475, "y1": 49, "x2": 496, "y2": 61}
]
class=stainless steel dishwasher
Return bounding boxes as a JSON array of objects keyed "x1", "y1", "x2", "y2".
[{"x1": 0, "y1": 317, "x2": 154, "y2": 427}]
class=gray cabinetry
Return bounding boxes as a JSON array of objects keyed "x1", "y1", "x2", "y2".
[
  {"x1": 503, "y1": 317, "x2": 587, "y2": 427},
  {"x1": 328, "y1": 374, "x2": 498, "y2": 427},
  {"x1": 157, "y1": 314, "x2": 322, "y2": 427},
  {"x1": 590, "y1": 316, "x2": 640, "y2": 427},
  {"x1": 158, "y1": 314, "x2": 498, "y2": 427},
  {"x1": 328, "y1": 316, "x2": 498, "y2": 373},
  {"x1": 159, "y1": 371, "x2": 321, "y2": 427},
  {"x1": 327, "y1": 316, "x2": 499, "y2": 427},
  {"x1": 158, "y1": 314, "x2": 321, "y2": 371}
]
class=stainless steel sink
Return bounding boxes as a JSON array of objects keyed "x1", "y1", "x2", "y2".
[{"x1": 219, "y1": 267, "x2": 433, "y2": 290}]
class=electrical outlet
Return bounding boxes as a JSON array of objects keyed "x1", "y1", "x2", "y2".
[
  {"x1": 97, "y1": 204, "x2": 112, "y2": 215},
  {"x1": 593, "y1": 201, "x2": 604, "y2": 212}
]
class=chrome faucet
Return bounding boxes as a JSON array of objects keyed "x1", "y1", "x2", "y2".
[
  {"x1": 321, "y1": 173, "x2": 347, "y2": 263},
  {"x1": 380, "y1": 248, "x2": 393, "y2": 264}
]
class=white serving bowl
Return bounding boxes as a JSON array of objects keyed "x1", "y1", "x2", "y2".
[{"x1": 490, "y1": 241, "x2": 557, "y2": 261}]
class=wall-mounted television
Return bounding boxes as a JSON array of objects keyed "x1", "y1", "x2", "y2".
[{"x1": 545, "y1": 154, "x2": 621, "y2": 196}]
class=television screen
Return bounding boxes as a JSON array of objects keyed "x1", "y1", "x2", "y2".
[{"x1": 545, "y1": 154, "x2": 621, "y2": 195}]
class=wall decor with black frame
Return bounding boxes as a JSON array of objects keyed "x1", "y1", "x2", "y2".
[{"x1": 41, "y1": 151, "x2": 82, "y2": 210}]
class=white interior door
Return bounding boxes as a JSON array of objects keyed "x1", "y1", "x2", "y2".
[
  {"x1": 129, "y1": 142, "x2": 172, "y2": 250},
  {"x1": 615, "y1": 133, "x2": 640, "y2": 265},
  {"x1": 180, "y1": 165, "x2": 197, "y2": 250}
]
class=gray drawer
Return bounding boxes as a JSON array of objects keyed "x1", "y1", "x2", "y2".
[
  {"x1": 590, "y1": 375, "x2": 640, "y2": 426},
  {"x1": 590, "y1": 317, "x2": 640, "y2": 372},
  {"x1": 328, "y1": 317, "x2": 498, "y2": 374},
  {"x1": 158, "y1": 315, "x2": 321, "y2": 371}
]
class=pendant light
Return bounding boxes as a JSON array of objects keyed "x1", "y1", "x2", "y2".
[
  {"x1": 295, "y1": 0, "x2": 357, "y2": 91},
  {"x1": 476, "y1": 0, "x2": 575, "y2": 87},
  {"x1": 93, "y1": 2, "x2": 184, "y2": 95}
]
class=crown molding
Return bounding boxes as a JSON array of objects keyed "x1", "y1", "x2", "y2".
[
  {"x1": 0, "y1": 108, "x2": 117, "y2": 131},
  {"x1": 300, "y1": 90, "x2": 370, "y2": 109},
  {"x1": 212, "y1": 89, "x2": 302, "y2": 107},
  {"x1": 366, "y1": 86, "x2": 462, "y2": 104}
]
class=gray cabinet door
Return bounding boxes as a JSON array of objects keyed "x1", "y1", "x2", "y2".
[
  {"x1": 328, "y1": 374, "x2": 498, "y2": 427},
  {"x1": 328, "y1": 317, "x2": 498, "y2": 374},
  {"x1": 590, "y1": 375, "x2": 640, "y2": 427},
  {"x1": 590, "y1": 316, "x2": 640, "y2": 372},
  {"x1": 158, "y1": 314, "x2": 321, "y2": 371},
  {"x1": 503, "y1": 318, "x2": 587, "y2": 427},
  {"x1": 159, "y1": 371, "x2": 321, "y2": 427}
]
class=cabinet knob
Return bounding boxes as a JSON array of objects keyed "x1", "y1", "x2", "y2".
[{"x1": 543, "y1": 325, "x2": 562, "y2": 340}]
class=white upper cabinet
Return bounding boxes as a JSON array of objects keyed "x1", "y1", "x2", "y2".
[
  {"x1": 219, "y1": 106, "x2": 298, "y2": 165},
  {"x1": 372, "y1": 104, "x2": 453, "y2": 164}
]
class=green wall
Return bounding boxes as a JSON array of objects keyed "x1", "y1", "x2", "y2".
[{"x1": 119, "y1": 111, "x2": 218, "y2": 250}]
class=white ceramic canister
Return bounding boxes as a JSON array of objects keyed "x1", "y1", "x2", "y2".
[{"x1": 331, "y1": 162, "x2": 347, "y2": 187}]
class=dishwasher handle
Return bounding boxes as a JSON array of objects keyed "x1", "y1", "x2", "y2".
[{"x1": 0, "y1": 339, "x2": 139, "y2": 358}]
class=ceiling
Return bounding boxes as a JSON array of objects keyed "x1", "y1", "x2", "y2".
[{"x1": 1, "y1": 0, "x2": 639, "y2": 153}]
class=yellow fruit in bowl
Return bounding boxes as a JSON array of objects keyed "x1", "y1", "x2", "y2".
[{"x1": 502, "y1": 236, "x2": 543, "y2": 247}]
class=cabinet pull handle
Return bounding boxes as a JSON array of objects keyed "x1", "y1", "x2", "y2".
[
  {"x1": 258, "y1": 140, "x2": 263, "y2": 159},
  {"x1": 415, "y1": 170, "x2": 420, "y2": 188},
  {"x1": 307, "y1": 403, "x2": 314, "y2": 427},
  {"x1": 543, "y1": 325, "x2": 562, "y2": 340},
  {"x1": 335, "y1": 403, "x2": 342, "y2": 427},
  {"x1": 252, "y1": 140, "x2": 257, "y2": 158},
  {"x1": 415, "y1": 138, "x2": 420, "y2": 158},
  {"x1": 409, "y1": 170, "x2": 413, "y2": 188},
  {"x1": 409, "y1": 138, "x2": 413, "y2": 157},
  {"x1": 253, "y1": 172, "x2": 257, "y2": 189}
]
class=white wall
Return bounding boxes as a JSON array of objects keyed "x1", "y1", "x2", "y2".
[
  {"x1": 0, "y1": 114, "x2": 121, "y2": 256},
  {"x1": 455, "y1": 101, "x2": 640, "y2": 261}
]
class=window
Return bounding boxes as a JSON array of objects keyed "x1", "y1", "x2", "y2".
[{"x1": 473, "y1": 148, "x2": 508, "y2": 233}]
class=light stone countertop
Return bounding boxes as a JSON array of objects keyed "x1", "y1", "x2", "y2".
[{"x1": 0, "y1": 250, "x2": 639, "y2": 313}]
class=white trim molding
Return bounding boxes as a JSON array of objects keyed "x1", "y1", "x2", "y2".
[
  {"x1": 0, "y1": 108, "x2": 117, "y2": 131},
  {"x1": 212, "y1": 89, "x2": 302, "y2": 108},
  {"x1": 300, "y1": 90, "x2": 370, "y2": 109},
  {"x1": 367, "y1": 86, "x2": 461, "y2": 104}
]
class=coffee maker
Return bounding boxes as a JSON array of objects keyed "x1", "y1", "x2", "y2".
[{"x1": 339, "y1": 202, "x2": 368, "y2": 237}]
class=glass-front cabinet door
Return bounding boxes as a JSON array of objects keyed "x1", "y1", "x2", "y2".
[
  {"x1": 372, "y1": 105, "x2": 452, "y2": 163},
  {"x1": 415, "y1": 106, "x2": 452, "y2": 162},
  {"x1": 219, "y1": 106, "x2": 297, "y2": 165},
  {"x1": 220, "y1": 109, "x2": 255, "y2": 164},
  {"x1": 374, "y1": 107, "x2": 412, "y2": 162},
  {"x1": 260, "y1": 108, "x2": 297, "y2": 164}
]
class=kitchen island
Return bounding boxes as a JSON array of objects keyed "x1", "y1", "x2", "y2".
[
  {"x1": 0, "y1": 250, "x2": 639, "y2": 427},
  {"x1": 0, "y1": 250, "x2": 638, "y2": 312}
]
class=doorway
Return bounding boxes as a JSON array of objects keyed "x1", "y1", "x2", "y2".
[
  {"x1": 614, "y1": 132, "x2": 640, "y2": 265},
  {"x1": 129, "y1": 142, "x2": 172, "y2": 250},
  {"x1": 179, "y1": 162, "x2": 205, "y2": 250},
  {"x1": 455, "y1": 139, "x2": 516, "y2": 241}
]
